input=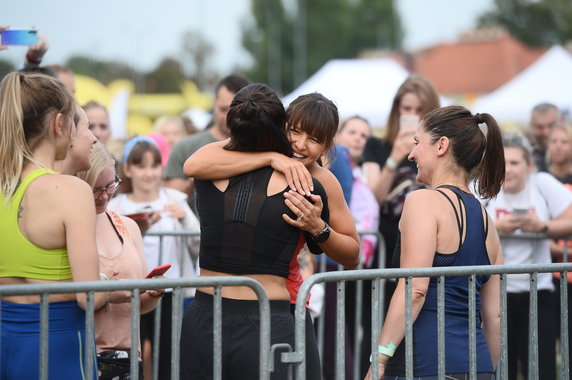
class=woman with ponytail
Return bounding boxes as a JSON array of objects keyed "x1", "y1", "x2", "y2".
[
  {"x1": 0, "y1": 71, "x2": 107, "y2": 379},
  {"x1": 365, "y1": 106, "x2": 504, "y2": 379}
]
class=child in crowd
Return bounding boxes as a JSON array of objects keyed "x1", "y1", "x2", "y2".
[{"x1": 108, "y1": 136, "x2": 200, "y2": 380}]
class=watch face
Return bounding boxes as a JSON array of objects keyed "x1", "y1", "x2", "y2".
[{"x1": 313, "y1": 223, "x2": 331, "y2": 243}]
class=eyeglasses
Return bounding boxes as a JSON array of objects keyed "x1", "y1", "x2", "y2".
[{"x1": 93, "y1": 176, "x2": 121, "y2": 198}]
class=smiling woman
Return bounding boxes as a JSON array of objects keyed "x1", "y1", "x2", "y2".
[{"x1": 365, "y1": 106, "x2": 505, "y2": 379}]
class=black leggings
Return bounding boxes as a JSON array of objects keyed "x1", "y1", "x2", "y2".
[
  {"x1": 180, "y1": 291, "x2": 294, "y2": 380},
  {"x1": 507, "y1": 291, "x2": 556, "y2": 380}
]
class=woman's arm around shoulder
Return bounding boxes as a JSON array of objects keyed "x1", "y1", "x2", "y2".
[
  {"x1": 183, "y1": 139, "x2": 273, "y2": 179},
  {"x1": 309, "y1": 165, "x2": 360, "y2": 268},
  {"x1": 183, "y1": 140, "x2": 314, "y2": 195},
  {"x1": 58, "y1": 175, "x2": 108, "y2": 310}
]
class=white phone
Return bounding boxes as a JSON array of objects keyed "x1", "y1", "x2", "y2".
[{"x1": 399, "y1": 114, "x2": 420, "y2": 132}]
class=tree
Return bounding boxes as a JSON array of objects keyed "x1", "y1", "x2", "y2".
[
  {"x1": 478, "y1": 0, "x2": 572, "y2": 47},
  {"x1": 144, "y1": 57, "x2": 184, "y2": 93},
  {"x1": 0, "y1": 59, "x2": 15, "y2": 80},
  {"x1": 241, "y1": 0, "x2": 403, "y2": 94},
  {"x1": 67, "y1": 56, "x2": 138, "y2": 86}
]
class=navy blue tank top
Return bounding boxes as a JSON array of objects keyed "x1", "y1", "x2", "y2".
[
  {"x1": 196, "y1": 166, "x2": 327, "y2": 278},
  {"x1": 386, "y1": 185, "x2": 494, "y2": 376}
]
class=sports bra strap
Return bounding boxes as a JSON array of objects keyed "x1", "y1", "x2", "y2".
[{"x1": 436, "y1": 187, "x2": 463, "y2": 251}]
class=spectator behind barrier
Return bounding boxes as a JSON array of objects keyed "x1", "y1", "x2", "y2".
[
  {"x1": 528, "y1": 103, "x2": 563, "y2": 172},
  {"x1": 483, "y1": 130, "x2": 572, "y2": 380},
  {"x1": 77, "y1": 141, "x2": 164, "y2": 379},
  {"x1": 108, "y1": 136, "x2": 200, "y2": 380}
]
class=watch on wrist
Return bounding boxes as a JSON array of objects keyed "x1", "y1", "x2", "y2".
[{"x1": 311, "y1": 222, "x2": 331, "y2": 243}]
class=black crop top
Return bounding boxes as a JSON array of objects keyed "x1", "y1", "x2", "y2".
[{"x1": 196, "y1": 166, "x2": 328, "y2": 278}]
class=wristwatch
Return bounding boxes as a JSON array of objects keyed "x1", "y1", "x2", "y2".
[{"x1": 311, "y1": 222, "x2": 331, "y2": 243}]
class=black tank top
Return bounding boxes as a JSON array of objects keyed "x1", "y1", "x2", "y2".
[{"x1": 196, "y1": 166, "x2": 328, "y2": 278}]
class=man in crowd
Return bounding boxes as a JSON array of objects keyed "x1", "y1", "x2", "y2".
[
  {"x1": 164, "y1": 74, "x2": 250, "y2": 206},
  {"x1": 529, "y1": 103, "x2": 562, "y2": 172}
]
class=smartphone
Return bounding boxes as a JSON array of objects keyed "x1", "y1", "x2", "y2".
[
  {"x1": 145, "y1": 264, "x2": 172, "y2": 278},
  {"x1": 1, "y1": 29, "x2": 39, "y2": 46},
  {"x1": 512, "y1": 208, "x2": 529, "y2": 215},
  {"x1": 125, "y1": 212, "x2": 152, "y2": 222},
  {"x1": 399, "y1": 114, "x2": 420, "y2": 132}
]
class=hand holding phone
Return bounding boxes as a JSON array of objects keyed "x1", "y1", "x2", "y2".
[
  {"x1": 512, "y1": 208, "x2": 529, "y2": 215},
  {"x1": 399, "y1": 114, "x2": 420, "y2": 132},
  {"x1": 145, "y1": 264, "x2": 172, "y2": 279},
  {"x1": 1, "y1": 29, "x2": 39, "y2": 46}
]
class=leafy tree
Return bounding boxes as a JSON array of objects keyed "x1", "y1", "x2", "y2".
[
  {"x1": 0, "y1": 59, "x2": 15, "y2": 80},
  {"x1": 241, "y1": 0, "x2": 402, "y2": 94},
  {"x1": 478, "y1": 0, "x2": 572, "y2": 46},
  {"x1": 144, "y1": 57, "x2": 184, "y2": 93},
  {"x1": 67, "y1": 56, "x2": 138, "y2": 86}
]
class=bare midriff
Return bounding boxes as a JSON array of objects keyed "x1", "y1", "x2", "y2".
[{"x1": 198, "y1": 269, "x2": 290, "y2": 301}]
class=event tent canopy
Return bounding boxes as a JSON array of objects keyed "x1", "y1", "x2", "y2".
[
  {"x1": 282, "y1": 58, "x2": 410, "y2": 127},
  {"x1": 472, "y1": 45, "x2": 572, "y2": 124}
]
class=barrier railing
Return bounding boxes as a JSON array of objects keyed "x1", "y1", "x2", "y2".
[
  {"x1": 4, "y1": 230, "x2": 571, "y2": 379},
  {"x1": 289, "y1": 262, "x2": 572, "y2": 380},
  {"x1": 0, "y1": 276, "x2": 271, "y2": 380}
]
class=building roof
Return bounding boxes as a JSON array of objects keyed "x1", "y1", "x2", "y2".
[{"x1": 410, "y1": 29, "x2": 547, "y2": 96}]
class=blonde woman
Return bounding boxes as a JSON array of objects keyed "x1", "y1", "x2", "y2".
[
  {"x1": 77, "y1": 141, "x2": 163, "y2": 379},
  {"x1": 0, "y1": 72, "x2": 107, "y2": 379}
]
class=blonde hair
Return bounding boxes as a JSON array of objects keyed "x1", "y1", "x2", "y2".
[
  {"x1": 76, "y1": 141, "x2": 116, "y2": 188},
  {"x1": 0, "y1": 71, "x2": 75, "y2": 201}
]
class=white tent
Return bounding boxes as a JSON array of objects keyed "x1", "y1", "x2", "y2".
[
  {"x1": 472, "y1": 45, "x2": 572, "y2": 124},
  {"x1": 282, "y1": 59, "x2": 410, "y2": 127}
]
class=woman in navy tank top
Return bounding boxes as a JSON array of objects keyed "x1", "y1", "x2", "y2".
[{"x1": 364, "y1": 106, "x2": 505, "y2": 379}]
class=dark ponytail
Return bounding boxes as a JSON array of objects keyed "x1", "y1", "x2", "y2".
[
  {"x1": 422, "y1": 106, "x2": 504, "y2": 198},
  {"x1": 474, "y1": 113, "x2": 505, "y2": 198}
]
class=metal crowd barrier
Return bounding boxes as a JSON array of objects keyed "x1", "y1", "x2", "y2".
[
  {"x1": 3, "y1": 230, "x2": 572, "y2": 380},
  {"x1": 0, "y1": 276, "x2": 271, "y2": 380},
  {"x1": 290, "y1": 262, "x2": 572, "y2": 380}
]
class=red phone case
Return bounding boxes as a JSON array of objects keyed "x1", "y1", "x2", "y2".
[{"x1": 145, "y1": 264, "x2": 171, "y2": 278}]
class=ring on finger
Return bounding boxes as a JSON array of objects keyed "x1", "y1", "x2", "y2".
[{"x1": 297, "y1": 214, "x2": 304, "y2": 221}]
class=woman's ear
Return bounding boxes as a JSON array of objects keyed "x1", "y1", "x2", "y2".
[{"x1": 436, "y1": 136, "x2": 450, "y2": 157}]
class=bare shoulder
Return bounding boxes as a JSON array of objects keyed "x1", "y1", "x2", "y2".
[
  {"x1": 309, "y1": 165, "x2": 337, "y2": 187},
  {"x1": 404, "y1": 188, "x2": 442, "y2": 206},
  {"x1": 29, "y1": 173, "x2": 92, "y2": 201},
  {"x1": 119, "y1": 214, "x2": 143, "y2": 240}
]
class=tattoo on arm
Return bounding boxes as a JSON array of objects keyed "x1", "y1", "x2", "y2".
[{"x1": 18, "y1": 206, "x2": 23, "y2": 219}]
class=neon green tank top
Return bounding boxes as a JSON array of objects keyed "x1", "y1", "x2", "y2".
[{"x1": 0, "y1": 169, "x2": 72, "y2": 280}]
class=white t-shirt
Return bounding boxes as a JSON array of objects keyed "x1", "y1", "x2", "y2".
[
  {"x1": 108, "y1": 188, "x2": 200, "y2": 280},
  {"x1": 483, "y1": 172, "x2": 572, "y2": 292}
]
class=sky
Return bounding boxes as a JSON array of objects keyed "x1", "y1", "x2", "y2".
[{"x1": 1, "y1": 0, "x2": 495, "y2": 76}]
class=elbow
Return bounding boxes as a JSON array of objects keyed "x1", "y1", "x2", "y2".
[
  {"x1": 412, "y1": 288, "x2": 427, "y2": 306},
  {"x1": 344, "y1": 257, "x2": 360, "y2": 270},
  {"x1": 183, "y1": 159, "x2": 195, "y2": 178},
  {"x1": 343, "y1": 248, "x2": 360, "y2": 269}
]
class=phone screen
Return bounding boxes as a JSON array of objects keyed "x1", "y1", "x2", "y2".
[
  {"x1": 1, "y1": 30, "x2": 39, "y2": 45},
  {"x1": 399, "y1": 114, "x2": 420, "y2": 132}
]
